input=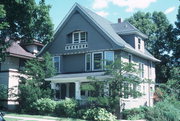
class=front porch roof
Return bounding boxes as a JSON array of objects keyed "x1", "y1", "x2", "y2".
[{"x1": 45, "y1": 72, "x2": 110, "y2": 83}]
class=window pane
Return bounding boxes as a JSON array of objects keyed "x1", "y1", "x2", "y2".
[
  {"x1": 94, "y1": 53, "x2": 102, "y2": 70},
  {"x1": 86, "y1": 54, "x2": 91, "y2": 71},
  {"x1": 73, "y1": 33, "x2": 79, "y2": 43},
  {"x1": 105, "y1": 51, "x2": 114, "y2": 66},
  {"x1": 80, "y1": 32, "x2": 86, "y2": 42},
  {"x1": 54, "y1": 57, "x2": 60, "y2": 72}
]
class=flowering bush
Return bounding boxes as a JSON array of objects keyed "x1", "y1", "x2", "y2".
[{"x1": 83, "y1": 108, "x2": 117, "y2": 121}]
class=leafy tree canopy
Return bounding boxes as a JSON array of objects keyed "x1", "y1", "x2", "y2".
[
  {"x1": 1, "y1": 0, "x2": 54, "y2": 44},
  {"x1": 126, "y1": 11, "x2": 176, "y2": 83}
]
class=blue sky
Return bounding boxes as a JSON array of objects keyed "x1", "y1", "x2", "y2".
[{"x1": 45, "y1": 0, "x2": 179, "y2": 29}]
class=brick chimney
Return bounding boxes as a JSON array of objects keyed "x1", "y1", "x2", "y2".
[{"x1": 118, "y1": 18, "x2": 122, "y2": 23}]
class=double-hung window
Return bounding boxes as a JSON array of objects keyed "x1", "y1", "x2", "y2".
[
  {"x1": 53, "y1": 56, "x2": 60, "y2": 73},
  {"x1": 92, "y1": 52, "x2": 103, "y2": 70},
  {"x1": 139, "y1": 63, "x2": 144, "y2": 78},
  {"x1": 72, "y1": 31, "x2": 86, "y2": 43}
]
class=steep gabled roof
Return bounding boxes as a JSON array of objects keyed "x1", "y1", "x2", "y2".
[
  {"x1": 7, "y1": 41, "x2": 36, "y2": 59},
  {"x1": 39, "y1": 3, "x2": 159, "y2": 62}
]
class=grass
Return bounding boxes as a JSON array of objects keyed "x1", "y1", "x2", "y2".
[{"x1": 4, "y1": 112, "x2": 87, "y2": 121}]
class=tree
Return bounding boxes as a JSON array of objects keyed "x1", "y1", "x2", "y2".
[
  {"x1": 82, "y1": 59, "x2": 142, "y2": 117},
  {"x1": 173, "y1": 5, "x2": 180, "y2": 66},
  {"x1": 0, "y1": 4, "x2": 9, "y2": 62},
  {"x1": 18, "y1": 52, "x2": 56, "y2": 112},
  {"x1": 1, "y1": 0, "x2": 53, "y2": 44},
  {"x1": 126, "y1": 11, "x2": 174, "y2": 83}
]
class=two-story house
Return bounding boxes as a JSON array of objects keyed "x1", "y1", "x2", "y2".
[
  {"x1": 0, "y1": 39, "x2": 43, "y2": 110},
  {"x1": 39, "y1": 3, "x2": 160, "y2": 109}
]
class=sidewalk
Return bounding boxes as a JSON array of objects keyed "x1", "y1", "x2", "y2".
[{"x1": 5, "y1": 115, "x2": 58, "y2": 121}]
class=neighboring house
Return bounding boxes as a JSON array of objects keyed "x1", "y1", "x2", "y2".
[
  {"x1": 0, "y1": 39, "x2": 43, "y2": 110},
  {"x1": 39, "y1": 3, "x2": 160, "y2": 109}
]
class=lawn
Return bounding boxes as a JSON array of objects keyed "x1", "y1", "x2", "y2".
[{"x1": 4, "y1": 112, "x2": 86, "y2": 121}]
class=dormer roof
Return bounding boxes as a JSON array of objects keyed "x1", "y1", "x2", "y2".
[{"x1": 111, "y1": 21, "x2": 148, "y2": 39}]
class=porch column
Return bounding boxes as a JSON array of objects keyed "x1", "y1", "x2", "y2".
[{"x1": 75, "y1": 82, "x2": 81, "y2": 100}]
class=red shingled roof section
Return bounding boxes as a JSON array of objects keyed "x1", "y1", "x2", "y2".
[{"x1": 7, "y1": 41, "x2": 36, "y2": 59}]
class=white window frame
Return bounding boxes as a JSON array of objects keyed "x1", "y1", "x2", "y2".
[
  {"x1": 85, "y1": 53, "x2": 92, "y2": 71},
  {"x1": 53, "y1": 56, "x2": 60, "y2": 73},
  {"x1": 139, "y1": 63, "x2": 144, "y2": 78},
  {"x1": 104, "y1": 51, "x2": 114, "y2": 66},
  {"x1": 72, "y1": 31, "x2": 86, "y2": 44},
  {"x1": 138, "y1": 38, "x2": 141, "y2": 50},
  {"x1": 92, "y1": 52, "x2": 103, "y2": 71}
]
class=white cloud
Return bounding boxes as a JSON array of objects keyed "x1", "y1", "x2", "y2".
[
  {"x1": 96, "y1": 11, "x2": 109, "y2": 17},
  {"x1": 92, "y1": 0, "x2": 156, "y2": 12},
  {"x1": 164, "y1": 6, "x2": 176, "y2": 14}
]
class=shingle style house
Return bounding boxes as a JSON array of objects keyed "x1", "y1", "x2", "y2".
[{"x1": 39, "y1": 3, "x2": 160, "y2": 109}]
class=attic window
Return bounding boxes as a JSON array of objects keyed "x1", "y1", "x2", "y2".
[{"x1": 72, "y1": 31, "x2": 87, "y2": 43}]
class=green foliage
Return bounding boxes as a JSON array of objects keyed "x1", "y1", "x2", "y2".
[
  {"x1": 122, "y1": 98, "x2": 180, "y2": 121},
  {"x1": 0, "y1": 84, "x2": 8, "y2": 108},
  {"x1": 18, "y1": 52, "x2": 55, "y2": 112},
  {"x1": 122, "y1": 107, "x2": 147, "y2": 120},
  {"x1": 83, "y1": 59, "x2": 142, "y2": 117},
  {"x1": 0, "y1": 4, "x2": 9, "y2": 62},
  {"x1": 126, "y1": 11, "x2": 175, "y2": 83},
  {"x1": 55, "y1": 98, "x2": 77, "y2": 117},
  {"x1": 144, "y1": 99, "x2": 180, "y2": 121},
  {"x1": 82, "y1": 108, "x2": 117, "y2": 121},
  {"x1": 31, "y1": 98, "x2": 56, "y2": 115},
  {"x1": 18, "y1": 84, "x2": 51, "y2": 113},
  {"x1": 2, "y1": 0, "x2": 53, "y2": 44}
]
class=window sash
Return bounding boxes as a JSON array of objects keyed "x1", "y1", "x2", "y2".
[
  {"x1": 85, "y1": 53, "x2": 91, "y2": 71},
  {"x1": 92, "y1": 52, "x2": 103, "y2": 70},
  {"x1": 104, "y1": 51, "x2": 114, "y2": 66},
  {"x1": 80, "y1": 32, "x2": 86, "y2": 42},
  {"x1": 53, "y1": 56, "x2": 60, "y2": 73},
  {"x1": 139, "y1": 63, "x2": 144, "y2": 78},
  {"x1": 72, "y1": 31, "x2": 87, "y2": 43}
]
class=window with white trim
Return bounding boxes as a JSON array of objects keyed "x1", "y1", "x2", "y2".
[
  {"x1": 138, "y1": 38, "x2": 141, "y2": 50},
  {"x1": 92, "y1": 52, "x2": 103, "y2": 70},
  {"x1": 139, "y1": 63, "x2": 144, "y2": 78},
  {"x1": 72, "y1": 31, "x2": 87, "y2": 43},
  {"x1": 104, "y1": 51, "x2": 114, "y2": 66},
  {"x1": 53, "y1": 56, "x2": 60, "y2": 73},
  {"x1": 85, "y1": 53, "x2": 91, "y2": 71}
]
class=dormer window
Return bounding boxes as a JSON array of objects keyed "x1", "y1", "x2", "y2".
[{"x1": 72, "y1": 31, "x2": 87, "y2": 43}]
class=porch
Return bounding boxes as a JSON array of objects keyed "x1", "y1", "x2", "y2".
[{"x1": 45, "y1": 72, "x2": 110, "y2": 100}]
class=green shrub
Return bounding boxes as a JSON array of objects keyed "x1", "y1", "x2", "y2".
[
  {"x1": 55, "y1": 98, "x2": 77, "y2": 117},
  {"x1": 122, "y1": 107, "x2": 146, "y2": 120},
  {"x1": 83, "y1": 107, "x2": 117, "y2": 121},
  {"x1": 31, "y1": 98, "x2": 56, "y2": 115},
  {"x1": 145, "y1": 100, "x2": 180, "y2": 121}
]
